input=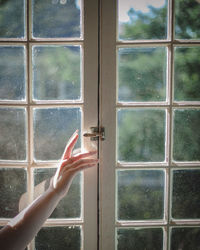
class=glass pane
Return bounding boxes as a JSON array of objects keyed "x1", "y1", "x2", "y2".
[
  {"x1": 0, "y1": 0, "x2": 25, "y2": 38},
  {"x1": 117, "y1": 170, "x2": 165, "y2": 220},
  {"x1": 174, "y1": 47, "x2": 200, "y2": 101},
  {"x1": 32, "y1": 0, "x2": 82, "y2": 38},
  {"x1": 118, "y1": 47, "x2": 166, "y2": 102},
  {"x1": 0, "y1": 168, "x2": 27, "y2": 218},
  {"x1": 34, "y1": 169, "x2": 81, "y2": 218},
  {"x1": 173, "y1": 109, "x2": 200, "y2": 161},
  {"x1": 32, "y1": 45, "x2": 81, "y2": 101},
  {"x1": 0, "y1": 108, "x2": 27, "y2": 161},
  {"x1": 33, "y1": 108, "x2": 81, "y2": 161},
  {"x1": 117, "y1": 109, "x2": 166, "y2": 162},
  {"x1": 175, "y1": 0, "x2": 200, "y2": 39},
  {"x1": 117, "y1": 227, "x2": 163, "y2": 250},
  {"x1": 171, "y1": 227, "x2": 200, "y2": 250},
  {"x1": 0, "y1": 46, "x2": 26, "y2": 101},
  {"x1": 172, "y1": 169, "x2": 200, "y2": 219},
  {"x1": 118, "y1": 0, "x2": 168, "y2": 40},
  {"x1": 35, "y1": 226, "x2": 81, "y2": 250}
]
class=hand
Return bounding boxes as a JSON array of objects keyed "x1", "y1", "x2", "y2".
[{"x1": 52, "y1": 130, "x2": 98, "y2": 198}]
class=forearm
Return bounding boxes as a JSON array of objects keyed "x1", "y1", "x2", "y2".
[{"x1": 0, "y1": 186, "x2": 61, "y2": 250}]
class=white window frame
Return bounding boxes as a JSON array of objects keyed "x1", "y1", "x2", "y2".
[
  {"x1": 100, "y1": 0, "x2": 200, "y2": 249},
  {"x1": 0, "y1": 0, "x2": 98, "y2": 249}
]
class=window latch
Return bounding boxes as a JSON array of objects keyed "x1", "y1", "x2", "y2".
[{"x1": 83, "y1": 127, "x2": 105, "y2": 141}]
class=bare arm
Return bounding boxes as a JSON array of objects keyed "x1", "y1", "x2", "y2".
[{"x1": 0, "y1": 131, "x2": 98, "y2": 250}]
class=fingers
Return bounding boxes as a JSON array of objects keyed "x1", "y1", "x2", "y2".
[
  {"x1": 62, "y1": 130, "x2": 79, "y2": 160},
  {"x1": 60, "y1": 151, "x2": 97, "y2": 169},
  {"x1": 63, "y1": 158, "x2": 99, "y2": 174}
]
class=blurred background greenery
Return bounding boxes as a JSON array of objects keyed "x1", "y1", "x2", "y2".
[{"x1": 0, "y1": 0, "x2": 200, "y2": 249}]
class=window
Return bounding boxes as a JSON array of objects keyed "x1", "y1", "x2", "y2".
[
  {"x1": 0, "y1": 0, "x2": 98, "y2": 249},
  {"x1": 0, "y1": 0, "x2": 200, "y2": 249}
]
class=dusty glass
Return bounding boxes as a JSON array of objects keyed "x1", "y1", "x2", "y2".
[
  {"x1": 175, "y1": 0, "x2": 200, "y2": 39},
  {"x1": 170, "y1": 227, "x2": 200, "y2": 250},
  {"x1": 0, "y1": 168, "x2": 27, "y2": 218},
  {"x1": 35, "y1": 226, "x2": 81, "y2": 250},
  {"x1": 173, "y1": 109, "x2": 200, "y2": 161},
  {"x1": 33, "y1": 108, "x2": 81, "y2": 161},
  {"x1": 0, "y1": 108, "x2": 26, "y2": 160},
  {"x1": 117, "y1": 170, "x2": 165, "y2": 220},
  {"x1": 34, "y1": 168, "x2": 81, "y2": 218},
  {"x1": 117, "y1": 109, "x2": 166, "y2": 162},
  {"x1": 174, "y1": 47, "x2": 200, "y2": 101},
  {"x1": 118, "y1": 0, "x2": 168, "y2": 40},
  {"x1": 0, "y1": 0, "x2": 25, "y2": 38},
  {"x1": 118, "y1": 47, "x2": 166, "y2": 102},
  {"x1": 172, "y1": 169, "x2": 200, "y2": 219},
  {"x1": 32, "y1": 45, "x2": 81, "y2": 101},
  {"x1": 117, "y1": 227, "x2": 163, "y2": 250},
  {"x1": 32, "y1": 0, "x2": 82, "y2": 38},
  {"x1": 0, "y1": 46, "x2": 26, "y2": 100}
]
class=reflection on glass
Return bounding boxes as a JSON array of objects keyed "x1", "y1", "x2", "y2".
[
  {"x1": 0, "y1": 168, "x2": 27, "y2": 218},
  {"x1": 33, "y1": 108, "x2": 81, "y2": 161},
  {"x1": 174, "y1": 47, "x2": 200, "y2": 101},
  {"x1": 35, "y1": 226, "x2": 81, "y2": 250},
  {"x1": 0, "y1": 108, "x2": 26, "y2": 160},
  {"x1": 173, "y1": 109, "x2": 200, "y2": 161},
  {"x1": 0, "y1": 46, "x2": 26, "y2": 100},
  {"x1": 32, "y1": 45, "x2": 81, "y2": 101},
  {"x1": 32, "y1": 0, "x2": 82, "y2": 38},
  {"x1": 171, "y1": 227, "x2": 200, "y2": 250},
  {"x1": 0, "y1": 0, "x2": 25, "y2": 38},
  {"x1": 175, "y1": 0, "x2": 200, "y2": 39},
  {"x1": 172, "y1": 169, "x2": 200, "y2": 219},
  {"x1": 118, "y1": 0, "x2": 168, "y2": 40},
  {"x1": 118, "y1": 47, "x2": 166, "y2": 102},
  {"x1": 117, "y1": 227, "x2": 163, "y2": 250},
  {"x1": 117, "y1": 170, "x2": 165, "y2": 220},
  {"x1": 117, "y1": 109, "x2": 166, "y2": 162},
  {"x1": 34, "y1": 169, "x2": 81, "y2": 218}
]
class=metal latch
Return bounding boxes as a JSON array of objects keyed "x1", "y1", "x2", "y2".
[{"x1": 83, "y1": 127, "x2": 105, "y2": 141}]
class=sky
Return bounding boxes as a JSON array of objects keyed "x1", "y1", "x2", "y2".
[{"x1": 119, "y1": 0, "x2": 165, "y2": 22}]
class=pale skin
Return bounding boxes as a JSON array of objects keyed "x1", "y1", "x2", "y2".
[{"x1": 0, "y1": 131, "x2": 98, "y2": 250}]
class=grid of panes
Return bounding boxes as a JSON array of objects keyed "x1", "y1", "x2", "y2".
[
  {"x1": 116, "y1": 0, "x2": 200, "y2": 249},
  {"x1": 0, "y1": 0, "x2": 84, "y2": 249}
]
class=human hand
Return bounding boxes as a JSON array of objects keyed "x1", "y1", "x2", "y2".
[{"x1": 52, "y1": 130, "x2": 98, "y2": 198}]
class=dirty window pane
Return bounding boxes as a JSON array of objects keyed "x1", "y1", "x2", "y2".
[
  {"x1": 173, "y1": 109, "x2": 200, "y2": 161},
  {"x1": 117, "y1": 109, "x2": 166, "y2": 162},
  {"x1": 33, "y1": 108, "x2": 81, "y2": 161},
  {"x1": 32, "y1": 45, "x2": 81, "y2": 101},
  {"x1": 117, "y1": 170, "x2": 165, "y2": 220},
  {"x1": 170, "y1": 227, "x2": 200, "y2": 250},
  {"x1": 118, "y1": 0, "x2": 168, "y2": 40},
  {"x1": 0, "y1": 168, "x2": 27, "y2": 218},
  {"x1": 32, "y1": 0, "x2": 82, "y2": 38},
  {"x1": 172, "y1": 169, "x2": 200, "y2": 219},
  {"x1": 118, "y1": 47, "x2": 166, "y2": 102},
  {"x1": 35, "y1": 226, "x2": 81, "y2": 250},
  {"x1": 0, "y1": 46, "x2": 26, "y2": 101},
  {"x1": 117, "y1": 227, "x2": 163, "y2": 250},
  {"x1": 174, "y1": 47, "x2": 200, "y2": 101},
  {"x1": 0, "y1": 0, "x2": 25, "y2": 38},
  {"x1": 34, "y1": 169, "x2": 81, "y2": 218},
  {"x1": 175, "y1": 0, "x2": 200, "y2": 39},
  {"x1": 0, "y1": 108, "x2": 27, "y2": 161}
]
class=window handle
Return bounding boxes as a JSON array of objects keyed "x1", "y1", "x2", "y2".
[{"x1": 83, "y1": 127, "x2": 105, "y2": 141}]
